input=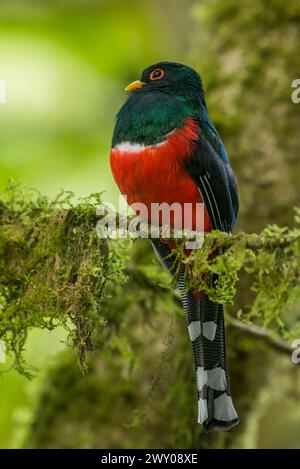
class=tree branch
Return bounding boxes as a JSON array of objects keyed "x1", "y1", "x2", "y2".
[
  {"x1": 0, "y1": 185, "x2": 299, "y2": 375},
  {"x1": 226, "y1": 316, "x2": 293, "y2": 355}
]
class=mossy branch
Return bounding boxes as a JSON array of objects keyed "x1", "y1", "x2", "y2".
[
  {"x1": 1, "y1": 183, "x2": 299, "y2": 376},
  {"x1": 0, "y1": 183, "x2": 126, "y2": 376},
  {"x1": 103, "y1": 208, "x2": 300, "y2": 339}
]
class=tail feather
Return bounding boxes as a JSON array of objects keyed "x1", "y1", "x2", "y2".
[{"x1": 151, "y1": 239, "x2": 238, "y2": 431}]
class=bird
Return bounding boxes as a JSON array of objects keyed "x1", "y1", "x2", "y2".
[{"x1": 110, "y1": 62, "x2": 239, "y2": 431}]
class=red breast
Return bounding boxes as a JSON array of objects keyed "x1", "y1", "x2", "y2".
[{"x1": 110, "y1": 117, "x2": 212, "y2": 232}]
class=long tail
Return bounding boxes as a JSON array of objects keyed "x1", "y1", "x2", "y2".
[{"x1": 151, "y1": 239, "x2": 239, "y2": 431}]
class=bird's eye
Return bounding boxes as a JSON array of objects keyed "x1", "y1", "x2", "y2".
[{"x1": 150, "y1": 68, "x2": 164, "y2": 81}]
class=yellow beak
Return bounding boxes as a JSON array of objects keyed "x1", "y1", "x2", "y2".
[{"x1": 125, "y1": 80, "x2": 145, "y2": 92}]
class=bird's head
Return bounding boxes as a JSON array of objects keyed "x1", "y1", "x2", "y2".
[
  {"x1": 125, "y1": 62, "x2": 207, "y2": 112},
  {"x1": 112, "y1": 62, "x2": 207, "y2": 147}
]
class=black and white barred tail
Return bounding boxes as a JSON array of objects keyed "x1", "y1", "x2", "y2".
[{"x1": 151, "y1": 239, "x2": 238, "y2": 431}]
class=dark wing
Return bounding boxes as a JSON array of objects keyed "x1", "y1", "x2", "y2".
[{"x1": 185, "y1": 123, "x2": 239, "y2": 233}]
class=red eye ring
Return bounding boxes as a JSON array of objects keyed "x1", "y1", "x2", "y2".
[{"x1": 150, "y1": 68, "x2": 164, "y2": 81}]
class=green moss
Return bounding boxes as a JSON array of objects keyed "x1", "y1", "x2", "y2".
[
  {"x1": 0, "y1": 182, "x2": 126, "y2": 376},
  {"x1": 174, "y1": 220, "x2": 300, "y2": 339}
]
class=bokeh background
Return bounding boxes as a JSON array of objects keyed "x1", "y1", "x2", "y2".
[{"x1": 1, "y1": 0, "x2": 300, "y2": 449}]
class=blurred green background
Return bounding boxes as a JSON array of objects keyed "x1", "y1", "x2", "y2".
[{"x1": 1, "y1": 0, "x2": 300, "y2": 449}]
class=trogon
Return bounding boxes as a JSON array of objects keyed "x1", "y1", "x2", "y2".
[{"x1": 110, "y1": 62, "x2": 239, "y2": 431}]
